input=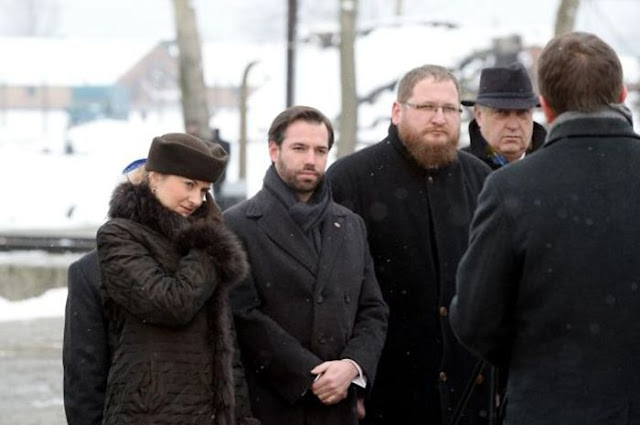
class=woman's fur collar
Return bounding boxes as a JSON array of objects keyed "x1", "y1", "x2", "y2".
[
  {"x1": 108, "y1": 181, "x2": 190, "y2": 242},
  {"x1": 108, "y1": 182, "x2": 248, "y2": 285}
]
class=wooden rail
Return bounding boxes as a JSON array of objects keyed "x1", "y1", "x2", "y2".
[{"x1": 0, "y1": 235, "x2": 95, "y2": 253}]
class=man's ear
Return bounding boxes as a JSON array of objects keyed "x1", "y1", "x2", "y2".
[
  {"x1": 619, "y1": 85, "x2": 628, "y2": 103},
  {"x1": 472, "y1": 106, "x2": 482, "y2": 125},
  {"x1": 539, "y1": 96, "x2": 556, "y2": 124},
  {"x1": 268, "y1": 141, "x2": 278, "y2": 163},
  {"x1": 391, "y1": 101, "x2": 402, "y2": 125}
]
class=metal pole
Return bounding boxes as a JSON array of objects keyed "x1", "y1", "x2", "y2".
[{"x1": 239, "y1": 61, "x2": 259, "y2": 180}]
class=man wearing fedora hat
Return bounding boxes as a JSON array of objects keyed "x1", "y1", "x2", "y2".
[{"x1": 461, "y1": 62, "x2": 547, "y2": 170}]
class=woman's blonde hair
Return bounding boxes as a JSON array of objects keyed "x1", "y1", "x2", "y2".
[
  {"x1": 118, "y1": 163, "x2": 149, "y2": 185},
  {"x1": 126, "y1": 166, "x2": 148, "y2": 185}
]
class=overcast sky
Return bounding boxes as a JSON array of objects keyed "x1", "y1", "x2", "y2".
[{"x1": 0, "y1": 0, "x2": 638, "y2": 55}]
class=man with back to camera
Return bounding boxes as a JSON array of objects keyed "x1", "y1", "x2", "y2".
[
  {"x1": 461, "y1": 62, "x2": 547, "y2": 169},
  {"x1": 224, "y1": 105, "x2": 388, "y2": 425},
  {"x1": 450, "y1": 32, "x2": 640, "y2": 424},
  {"x1": 327, "y1": 65, "x2": 492, "y2": 425}
]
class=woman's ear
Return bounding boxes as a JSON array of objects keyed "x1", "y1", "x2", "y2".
[{"x1": 148, "y1": 171, "x2": 160, "y2": 192}]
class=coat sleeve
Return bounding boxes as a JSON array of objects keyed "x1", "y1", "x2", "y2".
[
  {"x1": 449, "y1": 177, "x2": 519, "y2": 367},
  {"x1": 339, "y1": 217, "x2": 388, "y2": 387},
  {"x1": 97, "y1": 220, "x2": 219, "y2": 327},
  {"x1": 63, "y1": 252, "x2": 109, "y2": 425},
  {"x1": 231, "y1": 270, "x2": 323, "y2": 405}
]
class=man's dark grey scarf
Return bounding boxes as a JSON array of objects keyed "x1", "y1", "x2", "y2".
[{"x1": 263, "y1": 164, "x2": 331, "y2": 253}]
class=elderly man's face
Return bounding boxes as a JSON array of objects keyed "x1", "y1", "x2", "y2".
[{"x1": 474, "y1": 106, "x2": 534, "y2": 163}]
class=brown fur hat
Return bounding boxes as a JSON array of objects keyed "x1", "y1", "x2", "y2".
[{"x1": 145, "y1": 133, "x2": 229, "y2": 183}]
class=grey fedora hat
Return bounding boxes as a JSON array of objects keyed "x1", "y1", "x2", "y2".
[{"x1": 462, "y1": 62, "x2": 540, "y2": 109}]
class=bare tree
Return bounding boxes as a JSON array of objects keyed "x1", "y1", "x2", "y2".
[
  {"x1": 172, "y1": 0, "x2": 210, "y2": 140},
  {"x1": 0, "y1": 0, "x2": 59, "y2": 36},
  {"x1": 336, "y1": 0, "x2": 358, "y2": 159},
  {"x1": 554, "y1": 0, "x2": 581, "y2": 37},
  {"x1": 286, "y1": 0, "x2": 298, "y2": 107}
]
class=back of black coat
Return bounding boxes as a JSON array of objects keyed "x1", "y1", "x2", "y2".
[{"x1": 451, "y1": 111, "x2": 640, "y2": 424}]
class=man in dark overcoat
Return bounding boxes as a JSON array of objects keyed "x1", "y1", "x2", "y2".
[
  {"x1": 225, "y1": 105, "x2": 388, "y2": 425},
  {"x1": 461, "y1": 62, "x2": 547, "y2": 170},
  {"x1": 450, "y1": 32, "x2": 640, "y2": 424},
  {"x1": 63, "y1": 250, "x2": 112, "y2": 425},
  {"x1": 63, "y1": 159, "x2": 145, "y2": 425},
  {"x1": 327, "y1": 65, "x2": 491, "y2": 425}
]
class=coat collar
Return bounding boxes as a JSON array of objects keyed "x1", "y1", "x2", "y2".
[
  {"x1": 387, "y1": 123, "x2": 426, "y2": 171},
  {"x1": 245, "y1": 188, "x2": 347, "y2": 277},
  {"x1": 544, "y1": 104, "x2": 639, "y2": 148},
  {"x1": 108, "y1": 181, "x2": 191, "y2": 242},
  {"x1": 466, "y1": 119, "x2": 547, "y2": 169}
]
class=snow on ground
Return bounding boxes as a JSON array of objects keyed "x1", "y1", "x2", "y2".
[
  {"x1": 0, "y1": 251, "x2": 81, "y2": 322},
  {"x1": 0, "y1": 288, "x2": 67, "y2": 322}
]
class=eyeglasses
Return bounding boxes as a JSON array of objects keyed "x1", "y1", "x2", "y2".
[{"x1": 401, "y1": 102, "x2": 462, "y2": 118}]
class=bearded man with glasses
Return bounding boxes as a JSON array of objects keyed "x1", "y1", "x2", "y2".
[{"x1": 327, "y1": 64, "x2": 492, "y2": 425}]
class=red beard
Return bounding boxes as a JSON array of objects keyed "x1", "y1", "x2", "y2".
[{"x1": 397, "y1": 122, "x2": 459, "y2": 169}]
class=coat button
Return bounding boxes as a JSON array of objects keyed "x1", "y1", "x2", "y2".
[
  {"x1": 439, "y1": 371, "x2": 448, "y2": 382},
  {"x1": 439, "y1": 306, "x2": 448, "y2": 317},
  {"x1": 317, "y1": 295, "x2": 324, "y2": 304},
  {"x1": 318, "y1": 335, "x2": 327, "y2": 344}
]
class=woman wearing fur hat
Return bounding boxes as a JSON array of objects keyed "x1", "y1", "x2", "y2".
[{"x1": 96, "y1": 133, "x2": 257, "y2": 425}]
